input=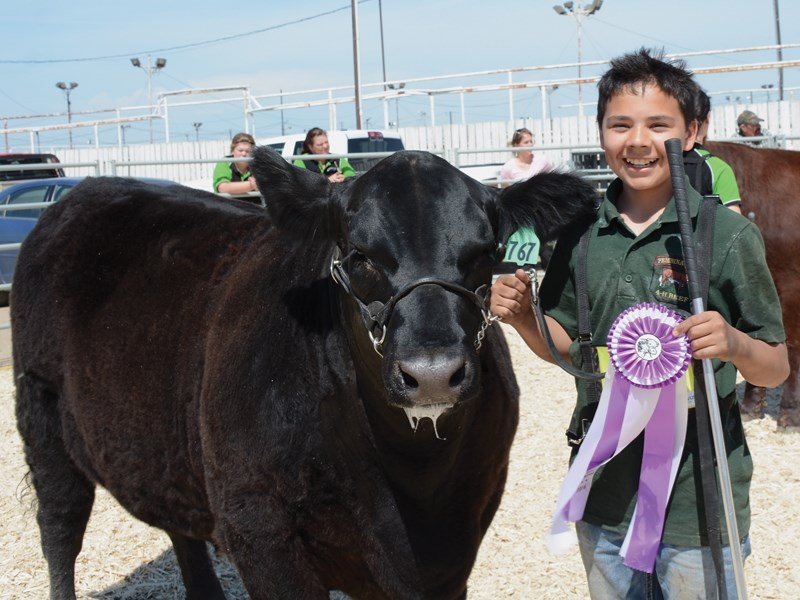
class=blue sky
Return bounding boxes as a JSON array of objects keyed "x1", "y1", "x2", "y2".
[{"x1": 1, "y1": 0, "x2": 797, "y2": 148}]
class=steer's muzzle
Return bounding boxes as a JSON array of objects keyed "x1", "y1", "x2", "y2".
[
  {"x1": 382, "y1": 283, "x2": 483, "y2": 413},
  {"x1": 394, "y1": 351, "x2": 469, "y2": 406},
  {"x1": 387, "y1": 346, "x2": 478, "y2": 440}
]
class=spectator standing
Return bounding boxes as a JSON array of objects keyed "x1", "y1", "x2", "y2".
[
  {"x1": 498, "y1": 127, "x2": 553, "y2": 186},
  {"x1": 497, "y1": 127, "x2": 555, "y2": 268}
]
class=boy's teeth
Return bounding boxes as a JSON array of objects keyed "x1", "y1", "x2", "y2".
[{"x1": 627, "y1": 158, "x2": 655, "y2": 166}]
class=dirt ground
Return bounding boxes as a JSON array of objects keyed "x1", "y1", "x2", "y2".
[{"x1": 1, "y1": 319, "x2": 799, "y2": 599}]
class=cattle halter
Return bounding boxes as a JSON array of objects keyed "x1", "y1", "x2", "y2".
[{"x1": 330, "y1": 247, "x2": 498, "y2": 356}]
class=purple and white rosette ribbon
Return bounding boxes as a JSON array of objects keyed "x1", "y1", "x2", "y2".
[
  {"x1": 549, "y1": 302, "x2": 691, "y2": 573},
  {"x1": 608, "y1": 303, "x2": 692, "y2": 390}
]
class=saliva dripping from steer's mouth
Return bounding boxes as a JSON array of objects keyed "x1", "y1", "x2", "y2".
[{"x1": 402, "y1": 403, "x2": 452, "y2": 440}]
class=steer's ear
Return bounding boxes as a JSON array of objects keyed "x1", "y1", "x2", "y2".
[
  {"x1": 250, "y1": 146, "x2": 348, "y2": 240},
  {"x1": 496, "y1": 171, "x2": 598, "y2": 243}
]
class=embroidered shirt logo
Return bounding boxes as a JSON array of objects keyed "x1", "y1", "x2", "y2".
[{"x1": 652, "y1": 255, "x2": 689, "y2": 305}]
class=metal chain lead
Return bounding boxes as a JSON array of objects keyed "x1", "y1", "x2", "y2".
[{"x1": 475, "y1": 308, "x2": 501, "y2": 350}]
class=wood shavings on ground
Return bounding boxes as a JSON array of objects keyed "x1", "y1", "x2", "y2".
[{"x1": 1, "y1": 325, "x2": 798, "y2": 599}]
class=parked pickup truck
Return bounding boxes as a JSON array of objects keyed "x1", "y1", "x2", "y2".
[{"x1": 0, "y1": 153, "x2": 65, "y2": 191}]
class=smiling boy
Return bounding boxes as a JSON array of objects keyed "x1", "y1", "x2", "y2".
[{"x1": 491, "y1": 48, "x2": 788, "y2": 598}]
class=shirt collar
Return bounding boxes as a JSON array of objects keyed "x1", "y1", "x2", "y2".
[{"x1": 598, "y1": 176, "x2": 702, "y2": 230}]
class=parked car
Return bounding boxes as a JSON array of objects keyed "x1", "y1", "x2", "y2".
[
  {"x1": 0, "y1": 153, "x2": 65, "y2": 191},
  {"x1": 0, "y1": 176, "x2": 174, "y2": 305},
  {"x1": 261, "y1": 130, "x2": 404, "y2": 174}
]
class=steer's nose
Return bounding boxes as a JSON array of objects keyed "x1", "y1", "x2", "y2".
[{"x1": 396, "y1": 354, "x2": 468, "y2": 404}]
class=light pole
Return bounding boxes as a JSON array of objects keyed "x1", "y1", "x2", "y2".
[
  {"x1": 540, "y1": 84, "x2": 560, "y2": 123},
  {"x1": 55, "y1": 81, "x2": 78, "y2": 149},
  {"x1": 762, "y1": 84, "x2": 775, "y2": 128},
  {"x1": 388, "y1": 82, "x2": 405, "y2": 128},
  {"x1": 130, "y1": 55, "x2": 167, "y2": 143},
  {"x1": 761, "y1": 83, "x2": 774, "y2": 103},
  {"x1": 552, "y1": 1, "x2": 603, "y2": 134},
  {"x1": 193, "y1": 122, "x2": 202, "y2": 142}
]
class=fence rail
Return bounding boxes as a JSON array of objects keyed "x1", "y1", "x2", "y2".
[{"x1": 0, "y1": 135, "x2": 793, "y2": 326}]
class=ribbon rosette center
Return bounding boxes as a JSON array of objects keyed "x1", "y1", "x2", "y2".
[{"x1": 635, "y1": 334, "x2": 662, "y2": 361}]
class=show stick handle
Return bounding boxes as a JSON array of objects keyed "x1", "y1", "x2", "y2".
[{"x1": 664, "y1": 138, "x2": 702, "y2": 306}]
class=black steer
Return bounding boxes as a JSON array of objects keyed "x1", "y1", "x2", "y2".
[{"x1": 13, "y1": 148, "x2": 597, "y2": 599}]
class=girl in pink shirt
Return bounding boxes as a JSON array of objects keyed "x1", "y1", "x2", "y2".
[{"x1": 499, "y1": 127, "x2": 554, "y2": 185}]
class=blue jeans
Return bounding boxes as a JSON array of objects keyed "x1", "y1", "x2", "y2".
[{"x1": 576, "y1": 520, "x2": 751, "y2": 600}]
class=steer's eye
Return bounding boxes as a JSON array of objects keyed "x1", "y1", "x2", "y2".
[
  {"x1": 349, "y1": 252, "x2": 389, "y2": 301},
  {"x1": 459, "y1": 243, "x2": 496, "y2": 288}
]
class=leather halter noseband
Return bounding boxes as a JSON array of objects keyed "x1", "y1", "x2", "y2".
[{"x1": 330, "y1": 247, "x2": 498, "y2": 357}]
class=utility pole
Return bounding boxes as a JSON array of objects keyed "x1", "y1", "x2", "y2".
[
  {"x1": 379, "y1": 0, "x2": 388, "y2": 90},
  {"x1": 773, "y1": 0, "x2": 784, "y2": 101},
  {"x1": 351, "y1": 0, "x2": 363, "y2": 129},
  {"x1": 280, "y1": 89, "x2": 285, "y2": 135}
]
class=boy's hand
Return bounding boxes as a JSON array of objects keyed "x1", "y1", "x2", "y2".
[
  {"x1": 673, "y1": 309, "x2": 789, "y2": 388},
  {"x1": 490, "y1": 269, "x2": 532, "y2": 328},
  {"x1": 672, "y1": 310, "x2": 738, "y2": 362}
]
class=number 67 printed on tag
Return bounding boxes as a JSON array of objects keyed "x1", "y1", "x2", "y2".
[{"x1": 503, "y1": 227, "x2": 541, "y2": 267}]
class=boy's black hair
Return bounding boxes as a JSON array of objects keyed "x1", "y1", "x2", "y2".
[
  {"x1": 694, "y1": 87, "x2": 711, "y2": 123},
  {"x1": 596, "y1": 47, "x2": 699, "y2": 129}
]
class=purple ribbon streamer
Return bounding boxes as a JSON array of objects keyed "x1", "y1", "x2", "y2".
[
  {"x1": 623, "y1": 384, "x2": 677, "y2": 572},
  {"x1": 564, "y1": 375, "x2": 630, "y2": 521}
]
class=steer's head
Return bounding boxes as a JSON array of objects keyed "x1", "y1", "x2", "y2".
[{"x1": 252, "y1": 148, "x2": 596, "y2": 434}]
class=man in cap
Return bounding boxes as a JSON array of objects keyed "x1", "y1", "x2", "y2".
[{"x1": 735, "y1": 110, "x2": 770, "y2": 145}]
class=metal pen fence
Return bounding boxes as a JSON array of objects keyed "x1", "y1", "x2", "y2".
[
  {"x1": 0, "y1": 160, "x2": 102, "y2": 177},
  {"x1": 0, "y1": 136, "x2": 792, "y2": 326}
]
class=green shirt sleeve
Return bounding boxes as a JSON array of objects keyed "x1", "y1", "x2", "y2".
[
  {"x1": 212, "y1": 161, "x2": 232, "y2": 193},
  {"x1": 707, "y1": 156, "x2": 742, "y2": 205},
  {"x1": 213, "y1": 161, "x2": 252, "y2": 193},
  {"x1": 539, "y1": 224, "x2": 582, "y2": 339},
  {"x1": 709, "y1": 216, "x2": 785, "y2": 343},
  {"x1": 338, "y1": 157, "x2": 357, "y2": 178}
]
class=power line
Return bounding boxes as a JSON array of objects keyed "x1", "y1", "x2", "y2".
[{"x1": 0, "y1": 2, "x2": 373, "y2": 65}]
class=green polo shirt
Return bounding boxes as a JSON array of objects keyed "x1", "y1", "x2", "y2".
[
  {"x1": 695, "y1": 146, "x2": 742, "y2": 206},
  {"x1": 212, "y1": 160, "x2": 252, "y2": 193},
  {"x1": 292, "y1": 156, "x2": 357, "y2": 178},
  {"x1": 540, "y1": 177, "x2": 785, "y2": 546}
]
